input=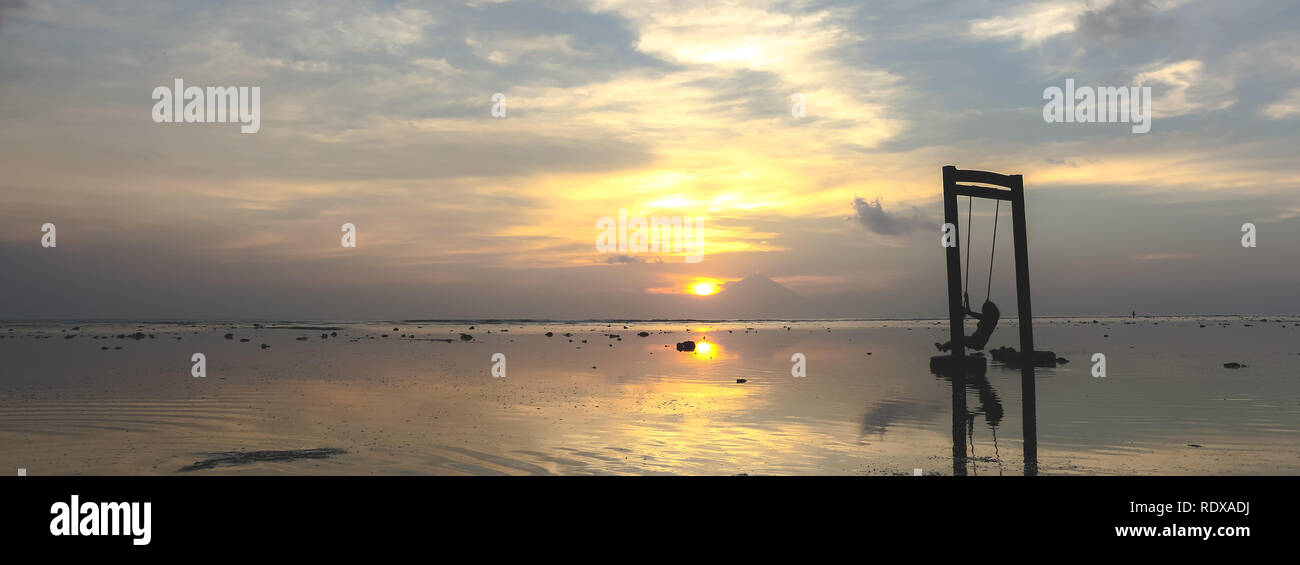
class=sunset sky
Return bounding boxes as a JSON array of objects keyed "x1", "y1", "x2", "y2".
[{"x1": 1, "y1": 0, "x2": 1298, "y2": 319}]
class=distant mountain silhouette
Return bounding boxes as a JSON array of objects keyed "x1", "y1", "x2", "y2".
[{"x1": 703, "y1": 274, "x2": 809, "y2": 318}]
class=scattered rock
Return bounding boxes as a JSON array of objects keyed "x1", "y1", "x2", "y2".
[
  {"x1": 1222, "y1": 362, "x2": 1244, "y2": 369},
  {"x1": 179, "y1": 448, "x2": 346, "y2": 472},
  {"x1": 223, "y1": 333, "x2": 234, "y2": 339},
  {"x1": 545, "y1": 332, "x2": 553, "y2": 337},
  {"x1": 459, "y1": 333, "x2": 473, "y2": 341},
  {"x1": 676, "y1": 340, "x2": 696, "y2": 352},
  {"x1": 736, "y1": 378, "x2": 747, "y2": 383},
  {"x1": 637, "y1": 331, "x2": 650, "y2": 337},
  {"x1": 260, "y1": 343, "x2": 270, "y2": 349}
]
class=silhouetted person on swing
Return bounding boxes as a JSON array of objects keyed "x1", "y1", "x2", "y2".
[{"x1": 936, "y1": 292, "x2": 1000, "y2": 353}]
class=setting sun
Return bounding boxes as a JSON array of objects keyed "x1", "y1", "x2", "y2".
[{"x1": 691, "y1": 282, "x2": 718, "y2": 296}]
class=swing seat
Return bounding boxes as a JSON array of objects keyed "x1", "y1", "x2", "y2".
[{"x1": 929, "y1": 353, "x2": 987, "y2": 376}]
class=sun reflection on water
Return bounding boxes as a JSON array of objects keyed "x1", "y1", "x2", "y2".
[{"x1": 692, "y1": 339, "x2": 721, "y2": 360}]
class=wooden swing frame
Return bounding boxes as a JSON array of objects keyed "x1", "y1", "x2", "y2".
[{"x1": 942, "y1": 165, "x2": 1037, "y2": 476}]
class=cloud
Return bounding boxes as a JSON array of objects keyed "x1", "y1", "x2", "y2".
[
  {"x1": 1261, "y1": 87, "x2": 1300, "y2": 119},
  {"x1": 1135, "y1": 59, "x2": 1236, "y2": 117},
  {"x1": 0, "y1": 0, "x2": 23, "y2": 29},
  {"x1": 851, "y1": 196, "x2": 927, "y2": 236},
  {"x1": 969, "y1": 1, "x2": 1091, "y2": 45},
  {"x1": 603, "y1": 254, "x2": 644, "y2": 264},
  {"x1": 1076, "y1": 0, "x2": 1178, "y2": 44},
  {"x1": 970, "y1": 0, "x2": 1185, "y2": 47}
]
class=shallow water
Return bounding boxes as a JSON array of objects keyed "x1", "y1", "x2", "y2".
[{"x1": 0, "y1": 318, "x2": 1297, "y2": 475}]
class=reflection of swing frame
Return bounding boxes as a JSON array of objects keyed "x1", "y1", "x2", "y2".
[{"x1": 941, "y1": 165, "x2": 1037, "y2": 475}]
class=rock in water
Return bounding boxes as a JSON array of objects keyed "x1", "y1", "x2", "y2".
[
  {"x1": 1223, "y1": 362, "x2": 1244, "y2": 369},
  {"x1": 459, "y1": 333, "x2": 473, "y2": 341},
  {"x1": 736, "y1": 378, "x2": 747, "y2": 383},
  {"x1": 989, "y1": 346, "x2": 1059, "y2": 367},
  {"x1": 929, "y1": 353, "x2": 987, "y2": 376},
  {"x1": 676, "y1": 340, "x2": 696, "y2": 352},
  {"x1": 989, "y1": 346, "x2": 1016, "y2": 363}
]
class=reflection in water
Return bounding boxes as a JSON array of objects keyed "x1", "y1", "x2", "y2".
[
  {"x1": 858, "y1": 399, "x2": 943, "y2": 443},
  {"x1": 931, "y1": 359, "x2": 1031, "y2": 475},
  {"x1": 3, "y1": 319, "x2": 1297, "y2": 475},
  {"x1": 691, "y1": 340, "x2": 721, "y2": 360},
  {"x1": 934, "y1": 370, "x2": 1004, "y2": 428}
]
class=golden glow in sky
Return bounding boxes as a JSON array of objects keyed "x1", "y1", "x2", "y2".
[
  {"x1": 692, "y1": 281, "x2": 719, "y2": 296},
  {"x1": 2, "y1": 0, "x2": 1297, "y2": 320}
]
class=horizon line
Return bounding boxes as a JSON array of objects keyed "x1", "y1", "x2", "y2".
[{"x1": 1, "y1": 314, "x2": 1295, "y2": 324}]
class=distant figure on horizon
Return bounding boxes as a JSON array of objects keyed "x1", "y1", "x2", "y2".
[
  {"x1": 1132, "y1": 310, "x2": 1136, "y2": 318},
  {"x1": 936, "y1": 292, "x2": 1000, "y2": 353}
]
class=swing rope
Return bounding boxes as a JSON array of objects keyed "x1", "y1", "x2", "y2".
[
  {"x1": 986, "y1": 200, "x2": 1000, "y2": 302},
  {"x1": 963, "y1": 196, "x2": 973, "y2": 298},
  {"x1": 962, "y1": 196, "x2": 1002, "y2": 305}
]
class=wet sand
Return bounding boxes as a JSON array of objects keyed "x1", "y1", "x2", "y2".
[{"x1": 0, "y1": 317, "x2": 1297, "y2": 475}]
